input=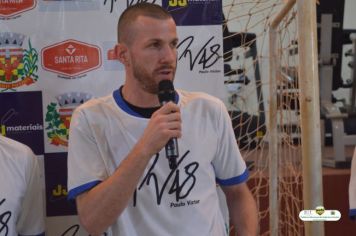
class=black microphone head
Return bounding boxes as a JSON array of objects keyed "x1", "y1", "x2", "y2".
[
  {"x1": 158, "y1": 80, "x2": 175, "y2": 104},
  {"x1": 158, "y1": 80, "x2": 174, "y2": 92}
]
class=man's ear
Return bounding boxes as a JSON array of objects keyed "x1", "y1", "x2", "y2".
[{"x1": 115, "y1": 43, "x2": 129, "y2": 65}]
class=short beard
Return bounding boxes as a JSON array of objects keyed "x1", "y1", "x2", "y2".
[
  {"x1": 133, "y1": 69, "x2": 159, "y2": 94},
  {"x1": 132, "y1": 64, "x2": 176, "y2": 95}
]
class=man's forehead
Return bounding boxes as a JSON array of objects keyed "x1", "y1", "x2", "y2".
[
  {"x1": 121, "y1": 15, "x2": 177, "y2": 45},
  {"x1": 131, "y1": 17, "x2": 177, "y2": 35},
  {"x1": 133, "y1": 15, "x2": 176, "y2": 26}
]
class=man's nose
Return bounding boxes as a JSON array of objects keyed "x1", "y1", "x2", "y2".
[{"x1": 160, "y1": 45, "x2": 176, "y2": 63}]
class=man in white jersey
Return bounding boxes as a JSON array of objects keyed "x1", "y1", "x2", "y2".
[
  {"x1": 67, "y1": 3, "x2": 258, "y2": 236},
  {"x1": 0, "y1": 135, "x2": 45, "y2": 236}
]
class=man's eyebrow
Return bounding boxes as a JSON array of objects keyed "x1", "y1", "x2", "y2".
[
  {"x1": 144, "y1": 38, "x2": 163, "y2": 44},
  {"x1": 147, "y1": 37, "x2": 179, "y2": 42}
]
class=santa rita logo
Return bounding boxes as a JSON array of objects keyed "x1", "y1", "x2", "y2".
[
  {"x1": 41, "y1": 39, "x2": 101, "y2": 78},
  {"x1": 0, "y1": 0, "x2": 36, "y2": 18},
  {"x1": 0, "y1": 32, "x2": 39, "y2": 91},
  {"x1": 45, "y1": 92, "x2": 92, "y2": 147}
]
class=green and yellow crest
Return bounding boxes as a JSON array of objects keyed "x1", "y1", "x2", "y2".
[{"x1": 0, "y1": 32, "x2": 38, "y2": 91}]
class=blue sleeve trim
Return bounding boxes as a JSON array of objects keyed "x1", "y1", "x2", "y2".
[
  {"x1": 19, "y1": 232, "x2": 45, "y2": 236},
  {"x1": 67, "y1": 180, "x2": 101, "y2": 200},
  {"x1": 349, "y1": 209, "x2": 356, "y2": 220},
  {"x1": 216, "y1": 168, "x2": 249, "y2": 186}
]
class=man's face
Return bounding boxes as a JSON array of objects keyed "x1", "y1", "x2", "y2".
[{"x1": 126, "y1": 16, "x2": 178, "y2": 94}]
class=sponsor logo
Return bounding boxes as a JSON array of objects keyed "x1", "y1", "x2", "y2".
[
  {"x1": 134, "y1": 150, "x2": 200, "y2": 207},
  {"x1": 315, "y1": 206, "x2": 325, "y2": 215},
  {"x1": 163, "y1": 0, "x2": 222, "y2": 26},
  {"x1": 41, "y1": 39, "x2": 101, "y2": 78},
  {"x1": 1, "y1": 109, "x2": 43, "y2": 138},
  {"x1": 299, "y1": 206, "x2": 341, "y2": 221},
  {"x1": 177, "y1": 34, "x2": 221, "y2": 72},
  {"x1": 168, "y1": 0, "x2": 187, "y2": 7},
  {"x1": 1, "y1": 123, "x2": 43, "y2": 136},
  {"x1": 44, "y1": 153, "x2": 77, "y2": 216},
  {"x1": 0, "y1": 32, "x2": 39, "y2": 91},
  {"x1": 0, "y1": 0, "x2": 36, "y2": 19},
  {"x1": 45, "y1": 92, "x2": 92, "y2": 147},
  {"x1": 0, "y1": 91, "x2": 44, "y2": 154},
  {"x1": 52, "y1": 184, "x2": 67, "y2": 197}
]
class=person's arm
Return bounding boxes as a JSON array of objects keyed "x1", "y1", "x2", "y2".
[
  {"x1": 222, "y1": 183, "x2": 258, "y2": 236},
  {"x1": 17, "y1": 148, "x2": 45, "y2": 236},
  {"x1": 75, "y1": 102, "x2": 181, "y2": 236}
]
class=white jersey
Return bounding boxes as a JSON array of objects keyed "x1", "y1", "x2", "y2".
[
  {"x1": 68, "y1": 90, "x2": 248, "y2": 236},
  {"x1": 0, "y1": 136, "x2": 45, "y2": 236}
]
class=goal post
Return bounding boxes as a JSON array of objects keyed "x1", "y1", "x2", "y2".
[
  {"x1": 269, "y1": 0, "x2": 324, "y2": 235},
  {"x1": 296, "y1": 0, "x2": 324, "y2": 235},
  {"x1": 223, "y1": 0, "x2": 324, "y2": 234},
  {"x1": 269, "y1": 1, "x2": 297, "y2": 234}
]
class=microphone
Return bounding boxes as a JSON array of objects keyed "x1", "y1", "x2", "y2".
[{"x1": 158, "y1": 80, "x2": 179, "y2": 170}]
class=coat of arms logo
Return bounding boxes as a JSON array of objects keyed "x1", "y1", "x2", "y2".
[
  {"x1": 45, "y1": 92, "x2": 93, "y2": 147},
  {"x1": 0, "y1": 32, "x2": 38, "y2": 91}
]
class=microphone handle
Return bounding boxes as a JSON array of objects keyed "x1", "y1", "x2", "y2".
[
  {"x1": 166, "y1": 138, "x2": 178, "y2": 157},
  {"x1": 160, "y1": 100, "x2": 179, "y2": 169},
  {"x1": 166, "y1": 138, "x2": 178, "y2": 169}
]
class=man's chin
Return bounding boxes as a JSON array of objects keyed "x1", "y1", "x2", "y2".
[
  {"x1": 142, "y1": 84, "x2": 159, "y2": 95},
  {"x1": 157, "y1": 75, "x2": 175, "y2": 84}
]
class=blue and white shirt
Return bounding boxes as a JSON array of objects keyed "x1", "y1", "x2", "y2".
[{"x1": 68, "y1": 90, "x2": 248, "y2": 236}]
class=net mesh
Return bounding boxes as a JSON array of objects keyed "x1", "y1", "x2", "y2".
[{"x1": 223, "y1": 0, "x2": 304, "y2": 235}]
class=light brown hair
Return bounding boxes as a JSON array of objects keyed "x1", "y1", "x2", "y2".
[{"x1": 117, "y1": 3, "x2": 173, "y2": 44}]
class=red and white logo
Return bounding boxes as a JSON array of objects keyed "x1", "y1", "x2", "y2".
[
  {"x1": 41, "y1": 39, "x2": 101, "y2": 77},
  {"x1": 0, "y1": 0, "x2": 36, "y2": 18}
]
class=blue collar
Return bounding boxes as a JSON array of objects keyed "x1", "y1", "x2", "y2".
[{"x1": 113, "y1": 89, "x2": 179, "y2": 118}]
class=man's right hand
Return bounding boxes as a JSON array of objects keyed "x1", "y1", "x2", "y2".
[{"x1": 137, "y1": 102, "x2": 181, "y2": 158}]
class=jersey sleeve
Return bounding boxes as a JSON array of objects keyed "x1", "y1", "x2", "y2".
[
  {"x1": 17, "y1": 150, "x2": 45, "y2": 236},
  {"x1": 211, "y1": 101, "x2": 248, "y2": 186},
  {"x1": 67, "y1": 108, "x2": 107, "y2": 200}
]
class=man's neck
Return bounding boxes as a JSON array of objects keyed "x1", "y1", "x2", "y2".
[{"x1": 121, "y1": 84, "x2": 160, "y2": 108}]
